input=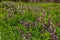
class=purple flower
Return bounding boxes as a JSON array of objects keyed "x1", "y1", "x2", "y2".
[
  {"x1": 51, "y1": 32, "x2": 58, "y2": 40},
  {"x1": 55, "y1": 33, "x2": 58, "y2": 40},
  {"x1": 48, "y1": 26, "x2": 55, "y2": 33},
  {"x1": 20, "y1": 30, "x2": 24, "y2": 37},
  {"x1": 42, "y1": 22, "x2": 47, "y2": 28},
  {"x1": 57, "y1": 23, "x2": 60, "y2": 27},
  {"x1": 55, "y1": 35, "x2": 58, "y2": 40},
  {"x1": 26, "y1": 32, "x2": 31, "y2": 39},
  {"x1": 51, "y1": 27, "x2": 55, "y2": 33},
  {"x1": 51, "y1": 33, "x2": 55, "y2": 40},
  {"x1": 23, "y1": 21, "x2": 30, "y2": 28},
  {"x1": 32, "y1": 22, "x2": 37, "y2": 27}
]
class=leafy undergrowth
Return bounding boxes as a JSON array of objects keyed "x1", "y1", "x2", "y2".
[{"x1": 0, "y1": 1, "x2": 60, "y2": 40}]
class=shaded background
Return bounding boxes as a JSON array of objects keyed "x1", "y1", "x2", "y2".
[{"x1": 0, "y1": 0, "x2": 60, "y2": 3}]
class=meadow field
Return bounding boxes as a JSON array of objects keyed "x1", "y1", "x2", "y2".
[{"x1": 0, "y1": 1, "x2": 60, "y2": 40}]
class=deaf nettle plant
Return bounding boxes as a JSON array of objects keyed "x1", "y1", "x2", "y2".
[{"x1": 0, "y1": 1, "x2": 60, "y2": 40}]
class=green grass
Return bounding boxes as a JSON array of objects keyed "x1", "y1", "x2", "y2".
[{"x1": 0, "y1": 1, "x2": 60, "y2": 40}]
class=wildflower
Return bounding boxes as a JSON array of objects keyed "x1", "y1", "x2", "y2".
[
  {"x1": 23, "y1": 21, "x2": 30, "y2": 28},
  {"x1": 43, "y1": 21, "x2": 47, "y2": 27},
  {"x1": 55, "y1": 33, "x2": 58, "y2": 40},
  {"x1": 55, "y1": 35, "x2": 58, "y2": 40},
  {"x1": 51, "y1": 27, "x2": 55, "y2": 33},
  {"x1": 26, "y1": 32, "x2": 31, "y2": 39},
  {"x1": 34, "y1": 7, "x2": 39, "y2": 13},
  {"x1": 47, "y1": 17, "x2": 52, "y2": 27},
  {"x1": 56, "y1": 23, "x2": 60, "y2": 27},
  {"x1": 51, "y1": 32, "x2": 58, "y2": 40},
  {"x1": 41, "y1": 29, "x2": 44, "y2": 34},
  {"x1": 6, "y1": 8, "x2": 14, "y2": 18},
  {"x1": 41, "y1": 9, "x2": 46, "y2": 17},
  {"x1": 32, "y1": 22, "x2": 37, "y2": 27},
  {"x1": 20, "y1": 30, "x2": 24, "y2": 37},
  {"x1": 51, "y1": 33, "x2": 55, "y2": 40}
]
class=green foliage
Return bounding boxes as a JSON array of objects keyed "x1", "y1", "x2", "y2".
[{"x1": 0, "y1": 1, "x2": 60, "y2": 40}]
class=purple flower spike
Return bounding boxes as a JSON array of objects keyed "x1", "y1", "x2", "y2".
[
  {"x1": 20, "y1": 30, "x2": 24, "y2": 37},
  {"x1": 51, "y1": 27, "x2": 55, "y2": 33},
  {"x1": 26, "y1": 32, "x2": 31, "y2": 39},
  {"x1": 57, "y1": 23, "x2": 60, "y2": 27},
  {"x1": 51, "y1": 33, "x2": 58, "y2": 40},
  {"x1": 55, "y1": 33, "x2": 58, "y2": 40},
  {"x1": 55, "y1": 35, "x2": 58, "y2": 40},
  {"x1": 23, "y1": 21, "x2": 30, "y2": 28},
  {"x1": 51, "y1": 33, "x2": 55, "y2": 40}
]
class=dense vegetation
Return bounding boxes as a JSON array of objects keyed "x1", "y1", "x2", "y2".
[{"x1": 0, "y1": 1, "x2": 60, "y2": 40}]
